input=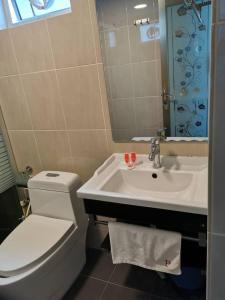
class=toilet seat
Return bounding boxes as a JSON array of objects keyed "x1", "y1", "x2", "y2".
[{"x1": 0, "y1": 215, "x2": 75, "y2": 277}]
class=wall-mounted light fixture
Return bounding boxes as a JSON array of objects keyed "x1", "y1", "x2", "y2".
[{"x1": 134, "y1": 3, "x2": 147, "y2": 9}]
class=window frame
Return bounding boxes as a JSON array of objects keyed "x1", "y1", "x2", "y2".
[{"x1": 2, "y1": 0, "x2": 71, "y2": 27}]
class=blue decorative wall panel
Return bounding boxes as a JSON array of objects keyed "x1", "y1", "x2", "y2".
[{"x1": 167, "y1": 3, "x2": 211, "y2": 137}]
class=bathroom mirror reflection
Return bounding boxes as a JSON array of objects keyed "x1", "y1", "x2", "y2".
[
  {"x1": 95, "y1": 0, "x2": 212, "y2": 141},
  {"x1": 160, "y1": 0, "x2": 211, "y2": 138}
]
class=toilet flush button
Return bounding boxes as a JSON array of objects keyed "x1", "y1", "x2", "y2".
[{"x1": 46, "y1": 173, "x2": 60, "y2": 177}]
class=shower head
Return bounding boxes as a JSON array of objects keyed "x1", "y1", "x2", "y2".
[{"x1": 181, "y1": 0, "x2": 206, "y2": 31}]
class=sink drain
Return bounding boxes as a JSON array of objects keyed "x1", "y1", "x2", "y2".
[{"x1": 152, "y1": 173, "x2": 158, "y2": 179}]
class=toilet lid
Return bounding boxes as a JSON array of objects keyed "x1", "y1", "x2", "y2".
[{"x1": 0, "y1": 215, "x2": 75, "y2": 277}]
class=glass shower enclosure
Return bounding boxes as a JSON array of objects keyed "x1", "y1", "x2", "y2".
[{"x1": 160, "y1": 0, "x2": 211, "y2": 137}]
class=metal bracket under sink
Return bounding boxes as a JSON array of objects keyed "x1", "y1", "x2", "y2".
[{"x1": 93, "y1": 219, "x2": 207, "y2": 247}]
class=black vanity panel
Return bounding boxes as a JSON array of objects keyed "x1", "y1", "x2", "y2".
[
  {"x1": 84, "y1": 199, "x2": 207, "y2": 268},
  {"x1": 84, "y1": 199, "x2": 207, "y2": 237}
]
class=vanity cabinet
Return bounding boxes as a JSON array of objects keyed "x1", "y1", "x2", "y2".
[{"x1": 84, "y1": 199, "x2": 207, "y2": 269}]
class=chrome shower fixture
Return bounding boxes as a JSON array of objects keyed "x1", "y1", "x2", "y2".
[{"x1": 182, "y1": 0, "x2": 206, "y2": 31}]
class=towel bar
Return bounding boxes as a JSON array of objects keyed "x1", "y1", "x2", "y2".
[{"x1": 93, "y1": 220, "x2": 207, "y2": 246}]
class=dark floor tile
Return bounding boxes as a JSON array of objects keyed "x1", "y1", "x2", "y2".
[
  {"x1": 109, "y1": 264, "x2": 204, "y2": 300},
  {"x1": 101, "y1": 284, "x2": 163, "y2": 300},
  {"x1": 62, "y1": 275, "x2": 106, "y2": 300},
  {"x1": 178, "y1": 289, "x2": 206, "y2": 300},
  {"x1": 82, "y1": 248, "x2": 115, "y2": 280}
]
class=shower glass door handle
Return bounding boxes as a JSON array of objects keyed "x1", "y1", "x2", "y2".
[{"x1": 161, "y1": 89, "x2": 175, "y2": 109}]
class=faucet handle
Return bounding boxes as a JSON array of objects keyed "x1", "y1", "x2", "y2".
[{"x1": 157, "y1": 128, "x2": 167, "y2": 140}]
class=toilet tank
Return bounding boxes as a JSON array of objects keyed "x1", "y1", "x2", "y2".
[{"x1": 28, "y1": 171, "x2": 87, "y2": 225}]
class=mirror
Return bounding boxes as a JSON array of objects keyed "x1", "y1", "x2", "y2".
[{"x1": 95, "y1": 0, "x2": 212, "y2": 141}]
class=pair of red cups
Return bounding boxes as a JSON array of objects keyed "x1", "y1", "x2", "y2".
[{"x1": 124, "y1": 152, "x2": 137, "y2": 166}]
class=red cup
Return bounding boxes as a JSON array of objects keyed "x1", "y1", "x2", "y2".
[
  {"x1": 124, "y1": 153, "x2": 130, "y2": 164},
  {"x1": 131, "y1": 152, "x2": 137, "y2": 163}
]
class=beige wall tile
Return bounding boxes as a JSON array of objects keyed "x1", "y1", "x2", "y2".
[
  {"x1": 99, "y1": 0, "x2": 127, "y2": 30},
  {"x1": 97, "y1": 63, "x2": 111, "y2": 129},
  {"x1": 133, "y1": 61, "x2": 161, "y2": 97},
  {"x1": 104, "y1": 27, "x2": 130, "y2": 66},
  {"x1": 8, "y1": 131, "x2": 42, "y2": 174},
  {"x1": 35, "y1": 131, "x2": 72, "y2": 171},
  {"x1": 106, "y1": 64, "x2": 133, "y2": 99},
  {"x1": 70, "y1": 0, "x2": 89, "y2": 19},
  {"x1": 99, "y1": 31, "x2": 107, "y2": 66},
  {"x1": 22, "y1": 71, "x2": 65, "y2": 130},
  {"x1": 0, "y1": 30, "x2": 18, "y2": 77},
  {"x1": 111, "y1": 99, "x2": 136, "y2": 129},
  {"x1": 11, "y1": 21, "x2": 54, "y2": 74},
  {"x1": 129, "y1": 24, "x2": 156, "y2": 63},
  {"x1": 95, "y1": 0, "x2": 104, "y2": 31},
  {"x1": 89, "y1": 0, "x2": 102, "y2": 63},
  {"x1": 136, "y1": 127, "x2": 159, "y2": 137},
  {"x1": 155, "y1": 25, "x2": 161, "y2": 60},
  {"x1": 69, "y1": 130, "x2": 109, "y2": 181},
  {"x1": 57, "y1": 65, "x2": 105, "y2": 129},
  {"x1": 107, "y1": 130, "x2": 148, "y2": 154},
  {"x1": 111, "y1": 129, "x2": 138, "y2": 141},
  {"x1": 135, "y1": 97, "x2": 163, "y2": 129},
  {"x1": 47, "y1": 1, "x2": 95, "y2": 68},
  {"x1": 0, "y1": 76, "x2": 32, "y2": 130}
]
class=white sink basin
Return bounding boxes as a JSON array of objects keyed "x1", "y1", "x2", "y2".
[
  {"x1": 77, "y1": 154, "x2": 208, "y2": 215},
  {"x1": 101, "y1": 169, "x2": 193, "y2": 194}
]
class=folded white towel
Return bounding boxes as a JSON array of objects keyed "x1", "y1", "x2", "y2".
[{"x1": 108, "y1": 222, "x2": 182, "y2": 275}]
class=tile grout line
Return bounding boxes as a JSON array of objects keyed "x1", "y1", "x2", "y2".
[
  {"x1": 98, "y1": 264, "x2": 117, "y2": 300},
  {"x1": 0, "y1": 62, "x2": 107, "y2": 80},
  {"x1": 83, "y1": 251, "x2": 174, "y2": 300},
  {"x1": 87, "y1": 271, "x2": 169, "y2": 300},
  {"x1": 0, "y1": 58, "x2": 162, "y2": 80},
  {"x1": 98, "y1": 281, "x2": 109, "y2": 299},
  {"x1": 82, "y1": 249, "x2": 178, "y2": 300}
]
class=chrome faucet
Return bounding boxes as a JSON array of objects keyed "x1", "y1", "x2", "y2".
[
  {"x1": 149, "y1": 138, "x2": 161, "y2": 168},
  {"x1": 148, "y1": 129, "x2": 166, "y2": 169}
]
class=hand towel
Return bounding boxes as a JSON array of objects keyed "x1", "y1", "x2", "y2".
[{"x1": 108, "y1": 222, "x2": 182, "y2": 275}]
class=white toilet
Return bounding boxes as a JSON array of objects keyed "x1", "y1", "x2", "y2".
[{"x1": 0, "y1": 171, "x2": 88, "y2": 300}]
